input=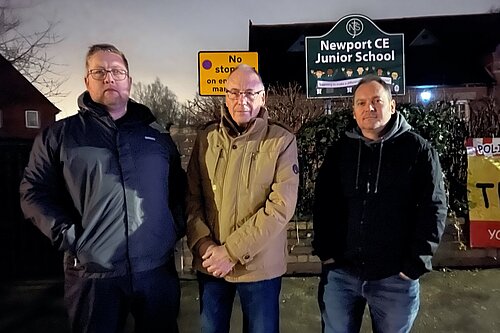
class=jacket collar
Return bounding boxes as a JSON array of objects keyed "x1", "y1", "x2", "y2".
[
  {"x1": 220, "y1": 106, "x2": 268, "y2": 137},
  {"x1": 77, "y1": 91, "x2": 156, "y2": 128},
  {"x1": 346, "y1": 111, "x2": 411, "y2": 145}
]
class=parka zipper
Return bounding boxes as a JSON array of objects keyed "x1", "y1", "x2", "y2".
[
  {"x1": 246, "y1": 151, "x2": 257, "y2": 189},
  {"x1": 213, "y1": 147, "x2": 224, "y2": 183},
  {"x1": 213, "y1": 147, "x2": 226, "y2": 212},
  {"x1": 234, "y1": 136, "x2": 249, "y2": 229}
]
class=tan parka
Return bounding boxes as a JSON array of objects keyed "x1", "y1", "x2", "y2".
[{"x1": 186, "y1": 107, "x2": 299, "y2": 282}]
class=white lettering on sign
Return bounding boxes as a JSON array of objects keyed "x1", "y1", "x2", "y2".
[
  {"x1": 314, "y1": 53, "x2": 353, "y2": 64},
  {"x1": 319, "y1": 38, "x2": 390, "y2": 52},
  {"x1": 315, "y1": 37, "x2": 395, "y2": 64},
  {"x1": 355, "y1": 50, "x2": 395, "y2": 62},
  {"x1": 314, "y1": 49, "x2": 395, "y2": 64},
  {"x1": 320, "y1": 40, "x2": 373, "y2": 52},
  {"x1": 488, "y1": 229, "x2": 500, "y2": 240},
  {"x1": 374, "y1": 38, "x2": 390, "y2": 49}
]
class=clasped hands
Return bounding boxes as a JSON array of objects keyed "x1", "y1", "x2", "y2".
[{"x1": 199, "y1": 240, "x2": 235, "y2": 278}]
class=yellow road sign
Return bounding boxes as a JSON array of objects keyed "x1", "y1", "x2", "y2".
[{"x1": 198, "y1": 51, "x2": 259, "y2": 96}]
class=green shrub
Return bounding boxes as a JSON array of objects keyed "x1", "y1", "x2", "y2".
[{"x1": 296, "y1": 102, "x2": 468, "y2": 218}]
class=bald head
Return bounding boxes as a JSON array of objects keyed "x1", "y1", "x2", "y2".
[
  {"x1": 226, "y1": 64, "x2": 264, "y2": 90},
  {"x1": 225, "y1": 64, "x2": 265, "y2": 127}
]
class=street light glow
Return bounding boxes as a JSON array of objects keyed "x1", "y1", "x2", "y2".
[{"x1": 420, "y1": 90, "x2": 432, "y2": 103}]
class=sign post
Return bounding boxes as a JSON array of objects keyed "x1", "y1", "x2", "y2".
[
  {"x1": 305, "y1": 14, "x2": 404, "y2": 98},
  {"x1": 198, "y1": 51, "x2": 259, "y2": 96}
]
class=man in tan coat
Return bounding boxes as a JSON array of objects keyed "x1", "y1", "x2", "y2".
[{"x1": 186, "y1": 64, "x2": 299, "y2": 333}]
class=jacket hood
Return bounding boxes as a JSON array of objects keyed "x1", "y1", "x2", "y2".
[
  {"x1": 346, "y1": 112, "x2": 412, "y2": 194},
  {"x1": 77, "y1": 91, "x2": 156, "y2": 126},
  {"x1": 221, "y1": 105, "x2": 268, "y2": 136}
]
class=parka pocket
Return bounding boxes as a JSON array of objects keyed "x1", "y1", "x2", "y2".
[
  {"x1": 213, "y1": 147, "x2": 225, "y2": 182},
  {"x1": 246, "y1": 151, "x2": 257, "y2": 189}
]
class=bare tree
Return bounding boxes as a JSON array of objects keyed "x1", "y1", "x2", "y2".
[
  {"x1": 184, "y1": 95, "x2": 224, "y2": 126},
  {"x1": 133, "y1": 77, "x2": 183, "y2": 129},
  {"x1": 0, "y1": 2, "x2": 66, "y2": 98},
  {"x1": 265, "y1": 82, "x2": 325, "y2": 133},
  {"x1": 185, "y1": 83, "x2": 330, "y2": 131},
  {"x1": 467, "y1": 96, "x2": 500, "y2": 137}
]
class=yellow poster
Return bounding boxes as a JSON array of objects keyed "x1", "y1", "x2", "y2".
[{"x1": 466, "y1": 138, "x2": 500, "y2": 248}]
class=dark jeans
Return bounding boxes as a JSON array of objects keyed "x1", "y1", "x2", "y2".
[
  {"x1": 319, "y1": 267, "x2": 420, "y2": 333},
  {"x1": 64, "y1": 262, "x2": 180, "y2": 333},
  {"x1": 197, "y1": 272, "x2": 282, "y2": 333}
]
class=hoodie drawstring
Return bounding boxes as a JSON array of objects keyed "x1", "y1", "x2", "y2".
[
  {"x1": 356, "y1": 139, "x2": 384, "y2": 194},
  {"x1": 355, "y1": 140, "x2": 361, "y2": 191},
  {"x1": 374, "y1": 140, "x2": 384, "y2": 194}
]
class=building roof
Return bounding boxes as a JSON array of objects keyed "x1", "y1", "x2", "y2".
[
  {"x1": 0, "y1": 53, "x2": 59, "y2": 112},
  {"x1": 249, "y1": 13, "x2": 500, "y2": 88}
]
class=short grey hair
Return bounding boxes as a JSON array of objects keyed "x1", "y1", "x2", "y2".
[
  {"x1": 353, "y1": 74, "x2": 392, "y2": 101},
  {"x1": 85, "y1": 43, "x2": 129, "y2": 71}
]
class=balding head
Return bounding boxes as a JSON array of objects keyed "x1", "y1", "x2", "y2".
[
  {"x1": 226, "y1": 64, "x2": 264, "y2": 90},
  {"x1": 224, "y1": 64, "x2": 265, "y2": 127}
]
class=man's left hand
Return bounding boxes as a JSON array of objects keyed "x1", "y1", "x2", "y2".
[{"x1": 202, "y1": 245, "x2": 235, "y2": 278}]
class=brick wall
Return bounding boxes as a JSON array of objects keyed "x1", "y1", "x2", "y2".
[
  {"x1": 175, "y1": 216, "x2": 500, "y2": 278},
  {"x1": 175, "y1": 221, "x2": 321, "y2": 279},
  {"x1": 286, "y1": 221, "x2": 321, "y2": 274}
]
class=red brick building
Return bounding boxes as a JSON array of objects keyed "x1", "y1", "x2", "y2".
[
  {"x1": 0, "y1": 54, "x2": 59, "y2": 140},
  {"x1": 0, "y1": 54, "x2": 61, "y2": 281}
]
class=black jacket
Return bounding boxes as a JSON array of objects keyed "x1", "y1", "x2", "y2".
[
  {"x1": 312, "y1": 112, "x2": 447, "y2": 280},
  {"x1": 20, "y1": 92, "x2": 186, "y2": 278}
]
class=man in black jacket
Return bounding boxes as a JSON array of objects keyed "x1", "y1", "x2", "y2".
[
  {"x1": 20, "y1": 44, "x2": 186, "y2": 333},
  {"x1": 313, "y1": 75, "x2": 447, "y2": 333}
]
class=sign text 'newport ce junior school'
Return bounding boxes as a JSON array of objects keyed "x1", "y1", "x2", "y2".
[{"x1": 306, "y1": 14, "x2": 404, "y2": 98}]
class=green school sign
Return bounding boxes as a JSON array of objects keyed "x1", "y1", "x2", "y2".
[{"x1": 306, "y1": 14, "x2": 404, "y2": 98}]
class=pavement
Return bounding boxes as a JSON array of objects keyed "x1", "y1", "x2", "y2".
[{"x1": 1, "y1": 268, "x2": 499, "y2": 333}]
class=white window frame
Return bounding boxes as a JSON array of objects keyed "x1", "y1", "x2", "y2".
[
  {"x1": 25, "y1": 110, "x2": 40, "y2": 128},
  {"x1": 456, "y1": 100, "x2": 470, "y2": 121}
]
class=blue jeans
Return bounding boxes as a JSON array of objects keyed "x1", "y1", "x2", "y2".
[
  {"x1": 318, "y1": 267, "x2": 419, "y2": 333},
  {"x1": 197, "y1": 272, "x2": 282, "y2": 333}
]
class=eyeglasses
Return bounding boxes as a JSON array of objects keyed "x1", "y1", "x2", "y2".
[
  {"x1": 87, "y1": 68, "x2": 128, "y2": 81},
  {"x1": 226, "y1": 89, "x2": 264, "y2": 100}
]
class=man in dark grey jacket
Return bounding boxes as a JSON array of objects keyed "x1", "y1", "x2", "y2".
[
  {"x1": 20, "y1": 44, "x2": 186, "y2": 333},
  {"x1": 313, "y1": 75, "x2": 447, "y2": 333}
]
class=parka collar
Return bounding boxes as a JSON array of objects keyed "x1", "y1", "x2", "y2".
[{"x1": 221, "y1": 106, "x2": 268, "y2": 137}]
